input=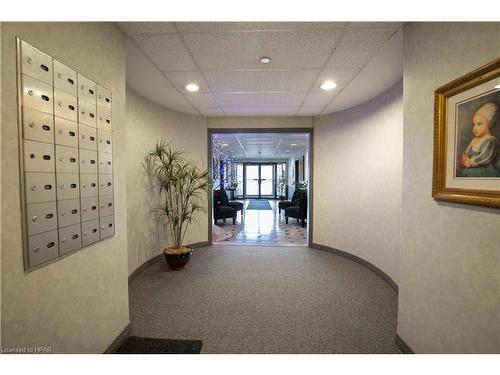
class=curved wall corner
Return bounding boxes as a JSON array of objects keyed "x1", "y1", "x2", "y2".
[
  {"x1": 125, "y1": 87, "x2": 208, "y2": 276},
  {"x1": 313, "y1": 80, "x2": 403, "y2": 286}
]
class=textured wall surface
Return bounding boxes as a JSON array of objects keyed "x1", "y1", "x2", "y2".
[
  {"x1": 314, "y1": 81, "x2": 403, "y2": 284},
  {"x1": 399, "y1": 22, "x2": 500, "y2": 353},
  {"x1": 208, "y1": 116, "x2": 313, "y2": 129},
  {"x1": 1, "y1": 22, "x2": 129, "y2": 353},
  {"x1": 126, "y1": 88, "x2": 208, "y2": 275}
]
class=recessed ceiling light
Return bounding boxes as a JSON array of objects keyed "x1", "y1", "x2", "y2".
[
  {"x1": 495, "y1": 84, "x2": 500, "y2": 89},
  {"x1": 260, "y1": 56, "x2": 271, "y2": 64},
  {"x1": 185, "y1": 83, "x2": 199, "y2": 92},
  {"x1": 320, "y1": 81, "x2": 337, "y2": 91},
  {"x1": 291, "y1": 143, "x2": 297, "y2": 146}
]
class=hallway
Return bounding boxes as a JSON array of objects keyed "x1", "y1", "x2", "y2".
[
  {"x1": 214, "y1": 200, "x2": 308, "y2": 246},
  {"x1": 128, "y1": 245, "x2": 400, "y2": 353}
]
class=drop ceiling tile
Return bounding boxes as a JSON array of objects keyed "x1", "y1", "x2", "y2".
[
  {"x1": 183, "y1": 30, "x2": 343, "y2": 70},
  {"x1": 310, "y1": 68, "x2": 359, "y2": 93},
  {"x1": 198, "y1": 107, "x2": 224, "y2": 116},
  {"x1": 296, "y1": 106, "x2": 325, "y2": 116},
  {"x1": 326, "y1": 29, "x2": 397, "y2": 69},
  {"x1": 222, "y1": 107, "x2": 299, "y2": 116},
  {"x1": 185, "y1": 93, "x2": 219, "y2": 107},
  {"x1": 203, "y1": 69, "x2": 318, "y2": 93},
  {"x1": 124, "y1": 37, "x2": 198, "y2": 115},
  {"x1": 133, "y1": 34, "x2": 197, "y2": 71},
  {"x1": 302, "y1": 92, "x2": 336, "y2": 107},
  {"x1": 118, "y1": 22, "x2": 176, "y2": 36},
  {"x1": 216, "y1": 92, "x2": 306, "y2": 107},
  {"x1": 164, "y1": 71, "x2": 210, "y2": 93},
  {"x1": 176, "y1": 22, "x2": 346, "y2": 33}
]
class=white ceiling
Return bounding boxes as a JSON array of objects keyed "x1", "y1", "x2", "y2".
[
  {"x1": 118, "y1": 22, "x2": 403, "y2": 117},
  {"x1": 213, "y1": 132, "x2": 309, "y2": 159}
]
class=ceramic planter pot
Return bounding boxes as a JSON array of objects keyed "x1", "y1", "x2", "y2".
[{"x1": 163, "y1": 246, "x2": 193, "y2": 270}]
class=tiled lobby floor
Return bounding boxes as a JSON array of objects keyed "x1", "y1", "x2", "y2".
[{"x1": 213, "y1": 199, "x2": 308, "y2": 246}]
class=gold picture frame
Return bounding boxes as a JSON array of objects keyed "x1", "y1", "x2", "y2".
[{"x1": 433, "y1": 58, "x2": 500, "y2": 208}]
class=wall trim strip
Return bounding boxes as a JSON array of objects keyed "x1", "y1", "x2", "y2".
[
  {"x1": 310, "y1": 242, "x2": 398, "y2": 293},
  {"x1": 395, "y1": 334, "x2": 414, "y2": 354},
  {"x1": 128, "y1": 241, "x2": 210, "y2": 284},
  {"x1": 104, "y1": 322, "x2": 131, "y2": 354}
]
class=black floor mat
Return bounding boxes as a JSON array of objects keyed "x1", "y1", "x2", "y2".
[
  {"x1": 246, "y1": 200, "x2": 272, "y2": 210},
  {"x1": 115, "y1": 336, "x2": 203, "y2": 354}
]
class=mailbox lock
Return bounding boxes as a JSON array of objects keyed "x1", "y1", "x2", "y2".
[
  {"x1": 60, "y1": 184, "x2": 64, "y2": 189},
  {"x1": 33, "y1": 246, "x2": 40, "y2": 253},
  {"x1": 57, "y1": 73, "x2": 62, "y2": 79},
  {"x1": 61, "y1": 211, "x2": 65, "y2": 217},
  {"x1": 28, "y1": 122, "x2": 35, "y2": 128},
  {"x1": 32, "y1": 215, "x2": 38, "y2": 222},
  {"x1": 58, "y1": 101, "x2": 63, "y2": 107},
  {"x1": 101, "y1": 225, "x2": 105, "y2": 229},
  {"x1": 82, "y1": 183, "x2": 86, "y2": 188},
  {"x1": 82, "y1": 159, "x2": 86, "y2": 164},
  {"x1": 58, "y1": 129, "x2": 63, "y2": 134},
  {"x1": 59, "y1": 157, "x2": 64, "y2": 162},
  {"x1": 81, "y1": 109, "x2": 86, "y2": 115},
  {"x1": 26, "y1": 57, "x2": 32, "y2": 64},
  {"x1": 28, "y1": 89, "x2": 34, "y2": 96},
  {"x1": 100, "y1": 204, "x2": 104, "y2": 208},
  {"x1": 62, "y1": 238, "x2": 66, "y2": 243},
  {"x1": 30, "y1": 185, "x2": 37, "y2": 191},
  {"x1": 81, "y1": 134, "x2": 86, "y2": 139},
  {"x1": 83, "y1": 207, "x2": 87, "y2": 212}
]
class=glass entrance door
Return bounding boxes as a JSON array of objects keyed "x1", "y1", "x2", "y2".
[
  {"x1": 243, "y1": 164, "x2": 275, "y2": 198},
  {"x1": 260, "y1": 165, "x2": 274, "y2": 197},
  {"x1": 245, "y1": 165, "x2": 260, "y2": 197}
]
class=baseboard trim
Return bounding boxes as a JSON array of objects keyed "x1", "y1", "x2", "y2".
[
  {"x1": 189, "y1": 241, "x2": 210, "y2": 249},
  {"x1": 395, "y1": 334, "x2": 414, "y2": 354},
  {"x1": 128, "y1": 241, "x2": 211, "y2": 284},
  {"x1": 310, "y1": 242, "x2": 398, "y2": 293},
  {"x1": 128, "y1": 254, "x2": 163, "y2": 284},
  {"x1": 104, "y1": 322, "x2": 131, "y2": 354}
]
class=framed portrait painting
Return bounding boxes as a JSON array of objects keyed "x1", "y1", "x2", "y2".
[{"x1": 433, "y1": 58, "x2": 500, "y2": 208}]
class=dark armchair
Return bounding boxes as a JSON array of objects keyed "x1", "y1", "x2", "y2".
[
  {"x1": 278, "y1": 190, "x2": 299, "y2": 214},
  {"x1": 285, "y1": 191, "x2": 307, "y2": 228},
  {"x1": 216, "y1": 189, "x2": 244, "y2": 213},
  {"x1": 213, "y1": 190, "x2": 237, "y2": 225}
]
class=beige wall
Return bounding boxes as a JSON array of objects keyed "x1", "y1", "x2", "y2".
[
  {"x1": 126, "y1": 88, "x2": 208, "y2": 275},
  {"x1": 1, "y1": 22, "x2": 129, "y2": 353},
  {"x1": 208, "y1": 116, "x2": 312, "y2": 129},
  {"x1": 398, "y1": 23, "x2": 500, "y2": 353},
  {"x1": 313, "y1": 80, "x2": 403, "y2": 284}
]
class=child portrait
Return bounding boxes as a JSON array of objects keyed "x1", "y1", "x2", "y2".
[{"x1": 455, "y1": 91, "x2": 500, "y2": 178}]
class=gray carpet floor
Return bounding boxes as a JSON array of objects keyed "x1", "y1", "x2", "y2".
[{"x1": 128, "y1": 245, "x2": 401, "y2": 353}]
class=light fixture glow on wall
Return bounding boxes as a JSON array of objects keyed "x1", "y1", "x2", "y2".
[
  {"x1": 185, "y1": 83, "x2": 199, "y2": 92},
  {"x1": 495, "y1": 84, "x2": 500, "y2": 89},
  {"x1": 320, "y1": 81, "x2": 337, "y2": 91},
  {"x1": 291, "y1": 143, "x2": 297, "y2": 146},
  {"x1": 222, "y1": 143, "x2": 229, "y2": 146},
  {"x1": 260, "y1": 56, "x2": 271, "y2": 64}
]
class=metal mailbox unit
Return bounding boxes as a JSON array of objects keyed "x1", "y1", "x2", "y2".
[{"x1": 16, "y1": 38, "x2": 115, "y2": 271}]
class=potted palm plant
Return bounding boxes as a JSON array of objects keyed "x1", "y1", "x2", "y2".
[{"x1": 147, "y1": 141, "x2": 210, "y2": 270}]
